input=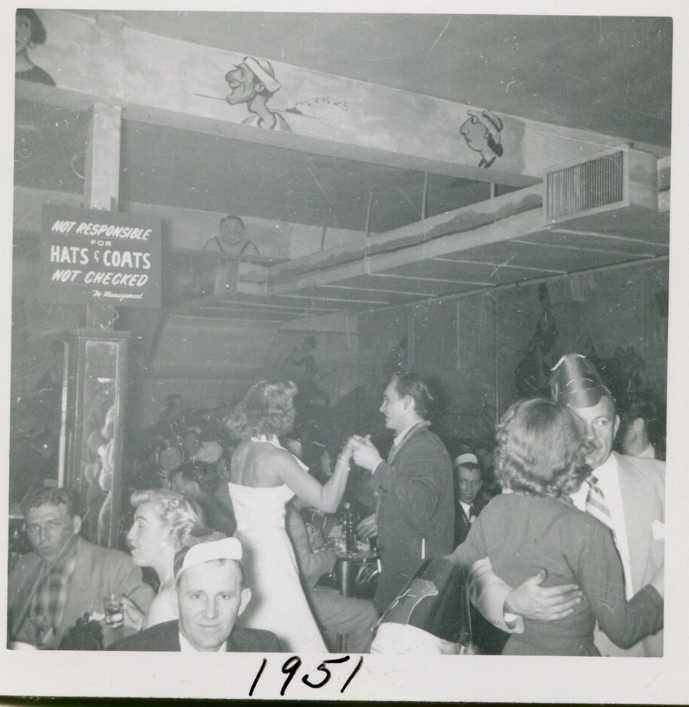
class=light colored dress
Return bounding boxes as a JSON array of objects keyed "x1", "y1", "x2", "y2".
[{"x1": 229, "y1": 480, "x2": 327, "y2": 652}]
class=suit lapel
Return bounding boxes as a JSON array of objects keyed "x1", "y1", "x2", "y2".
[
  {"x1": 615, "y1": 453, "x2": 648, "y2": 592},
  {"x1": 388, "y1": 422, "x2": 425, "y2": 465},
  {"x1": 457, "y1": 505, "x2": 470, "y2": 541}
]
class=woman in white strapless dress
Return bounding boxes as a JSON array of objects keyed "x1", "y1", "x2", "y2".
[{"x1": 226, "y1": 380, "x2": 354, "y2": 653}]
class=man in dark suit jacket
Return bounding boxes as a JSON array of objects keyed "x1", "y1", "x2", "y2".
[
  {"x1": 450, "y1": 452, "x2": 507, "y2": 654},
  {"x1": 452, "y1": 452, "x2": 490, "y2": 547},
  {"x1": 109, "y1": 619, "x2": 279, "y2": 652},
  {"x1": 110, "y1": 537, "x2": 280, "y2": 652},
  {"x1": 351, "y1": 372, "x2": 454, "y2": 614}
]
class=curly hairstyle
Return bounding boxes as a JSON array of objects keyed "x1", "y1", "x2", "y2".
[
  {"x1": 225, "y1": 380, "x2": 297, "y2": 439},
  {"x1": 494, "y1": 398, "x2": 593, "y2": 498},
  {"x1": 130, "y1": 489, "x2": 205, "y2": 550}
]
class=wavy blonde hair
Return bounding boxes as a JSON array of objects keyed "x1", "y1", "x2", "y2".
[
  {"x1": 225, "y1": 380, "x2": 298, "y2": 439},
  {"x1": 130, "y1": 489, "x2": 205, "y2": 550}
]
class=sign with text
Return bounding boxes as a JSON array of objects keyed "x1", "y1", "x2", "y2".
[{"x1": 40, "y1": 206, "x2": 162, "y2": 308}]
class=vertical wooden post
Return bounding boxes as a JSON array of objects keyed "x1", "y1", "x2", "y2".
[
  {"x1": 85, "y1": 102, "x2": 122, "y2": 330},
  {"x1": 66, "y1": 99, "x2": 129, "y2": 547},
  {"x1": 421, "y1": 172, "x2": 429, "y2": 220}
]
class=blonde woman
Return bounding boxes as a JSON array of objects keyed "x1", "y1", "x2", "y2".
[
  {"x1": 123, "y1": 489, "x2": 204, "y2": 630},
  {"x1": 226, "y1": 380, "x2": 355, "y2": 652}
]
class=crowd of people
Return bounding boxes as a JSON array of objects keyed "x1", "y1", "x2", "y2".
[{"x1": 7, "y1": 352, "x2": 664, "y2": 656}]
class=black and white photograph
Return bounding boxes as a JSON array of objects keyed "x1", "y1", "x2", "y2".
[{"x1": 2, "y1": 0, "x2": 689, "y2": 702}]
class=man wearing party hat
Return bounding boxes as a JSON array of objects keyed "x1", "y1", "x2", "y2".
[
  {"x1": 110, "y1": 537, "x2": 280, "y2": 652},
  {"x1": 470, "y1": 353, "x2": 665, "y2": 657}
]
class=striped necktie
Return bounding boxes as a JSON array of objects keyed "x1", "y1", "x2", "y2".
[{"x1": 585, "y1": 475, "x2": 615, "y2": 536}]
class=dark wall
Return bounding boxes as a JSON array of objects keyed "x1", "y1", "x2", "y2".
[{"x1": 358, "y1": 259, "x2": 669, "y2": 448}]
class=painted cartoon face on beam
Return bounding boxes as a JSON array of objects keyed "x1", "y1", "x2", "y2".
[
  {"x1": 460, "y1": 110, "x2": 504, "y2": 168},
  {"x1": 225, "y1": 62, "x2": 262, "y2": 105},
  {"x1": 224, "y1": 56, "x2": 291, "y2": 132}
]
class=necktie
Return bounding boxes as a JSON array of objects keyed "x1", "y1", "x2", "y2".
[{"x1": 585, "y1": 475, "x2": 615, "y2": 536}]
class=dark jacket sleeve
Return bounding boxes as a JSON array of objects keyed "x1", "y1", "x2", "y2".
[
  {"x1": 575, "y1": 519, "x2": 663, "y2": 648},
  {"x1": 372, "y1": 436, "x2": 448, "y2": 528},
  {"x1": 228, "y1": 627, "x2": 282, "y2": 652},
  {"x1": 447, "y1": 507, "x2": 490, "y2": 569}
]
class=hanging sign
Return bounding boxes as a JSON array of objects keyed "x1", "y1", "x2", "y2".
[{"x1": 40, "y1": 205, "x2": 162, "y2": 308}]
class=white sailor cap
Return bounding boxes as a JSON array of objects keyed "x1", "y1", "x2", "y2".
[
  {"x1": 454, "y1": 452, "x2": 479, "y2": 467},
  {"x1": 174, "y1": 536, "x2": 243, "y2": 580}
]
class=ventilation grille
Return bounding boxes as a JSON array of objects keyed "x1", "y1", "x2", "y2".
[{"x1": 547, "y1": 151, "x2": 625, "y2": 220}]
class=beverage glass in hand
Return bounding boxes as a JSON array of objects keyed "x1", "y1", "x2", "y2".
[{"x1": 104, "y1": 593, "x2": 124, "y2": 628}]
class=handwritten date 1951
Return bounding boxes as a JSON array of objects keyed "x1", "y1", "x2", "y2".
[{"x1": 249, "y1": 655, "x2": 364, "y2": 697}]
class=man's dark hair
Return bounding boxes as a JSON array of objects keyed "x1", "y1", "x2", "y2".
[
  {"x1": 180, "y1": 462, "x2": 219, "y2": 495},
  {"x1": 617, "y1": 392, "x2": 665, "y2": 456},
  {"x1": 21, "y1": 487, "x2": 82, "y2": 518},
  {"x1": 391, "y1": 371, "x2": 434, "y2": 419}
]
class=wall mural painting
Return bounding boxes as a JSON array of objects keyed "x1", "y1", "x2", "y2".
[
  {"x1": 460, "y1": 109, "x2": 504, "y2": 168},
  {"x1": 224, "y1": 56, "x2": 291, "y2": 132},
  {"x1": 15, "y1": 9, "x2": 55, "y2": 87},
  {"x1": 284, "y1": 97, "x2": 349, "y2": 119}
]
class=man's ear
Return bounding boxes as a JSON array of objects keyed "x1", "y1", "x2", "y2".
[
  {"x1": 255, "y1": 81, "x2": 266, "y2": 94},
  {"x1": 72, "y1": 515, "x2": 82, "y2": 535},
  {"x1": 237, "y1": 587, "x2": 252, "y2": 618},
  {"x1": 613, "y1": 414, "x2": 621, "y2": 437}
]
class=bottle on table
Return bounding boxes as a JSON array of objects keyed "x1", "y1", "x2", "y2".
[{"x1": 342, "y1": 502, "x2": 358, "y2": 554}]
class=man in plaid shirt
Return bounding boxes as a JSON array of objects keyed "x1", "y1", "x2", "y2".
[{"x1": 8, "y1": 488, "x2": 153, "y2": 649}]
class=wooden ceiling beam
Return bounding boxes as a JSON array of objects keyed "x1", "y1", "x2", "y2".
[{"x1": 20, "y1": 9, "x2": 666, "y2": 190}]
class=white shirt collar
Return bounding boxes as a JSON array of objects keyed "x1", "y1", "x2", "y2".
[
  {"x1": 638, "y1": 442, "x2": 656, "y2": 459},
  {"x1": 591, "y1": 450, "x2": 618, "y2": 481},
  {"x1": 393, "y1": 420, "x2": 427, "y2": 448},
  {"x1": 569, "y1": 452, "x2": 634, "y2": 597},
  {"x1": 570, "y1": 452, "x2": 617, "y2": 506},
  {"x1": 179, "y1": 630, "x2": 227, "y2": 652},
  {"x1": 459, "y1": 500, "x2": 473, "y2": 517}
]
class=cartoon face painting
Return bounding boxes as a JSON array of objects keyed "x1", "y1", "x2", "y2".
[
  {"x1": 460, "y1": 109, "x2": 504, "y2": 168},
  {"x1": 225, "y1": 62, "x2": 262, "y2": 106},
  {"x1": 224, "y1": 56, "x2": 291, "y2": 132}
]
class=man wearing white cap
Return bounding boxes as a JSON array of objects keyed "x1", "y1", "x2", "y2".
[
  {"x1": 469, "y1": 353, "x2": 665, "y2": 657},
  {"x1": 225, "y1": 57, "x2": 291, "y2": 132},
  {"x1": 110, "y1": 537, "x2": 280, "y2": 652},
  {"x1": 453, "y1": 452, "x2": 487, "y2": 547}
]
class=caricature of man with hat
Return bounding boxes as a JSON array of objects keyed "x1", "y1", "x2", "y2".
[
  {"x1": 225, "y1": 56, "x2": 291, "y2": 132},
  {"x1": 468, "y1": 353, "x2": 665, "y2": 657}
]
